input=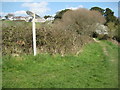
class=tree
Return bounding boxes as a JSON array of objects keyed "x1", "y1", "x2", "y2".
[
  {"x1": 5, "y1": 13, "x2": 14, "y2": 19},
  {"x1": 90, "y1": 7, "x2": 105, "y2": 15},
  {"x1": 5, "y1": 16, "x2": 8, "y2": 20},
  {"x1": 57, "y1": 8, "x2": 106, "y2": 36},
  {"x1": 54, "y1": 9, "x2": 70, "y2": 20},
  {"x1": 114, "y1": 25, "x2": 120, "y2": 42},
  {"x1": 44, "y1": 15, "x2": 52, "y2": 19},
  {"x1": 90, "y1": 7, "x2": 119, "y2": 25},
  {"x1": 106, "y1": 22, "x2": 118, "y2": 38},
  {"x1": 50, "y1": 8, "x2": 106, "y2": 55},
  {"x1": 104, "y1": 8, "x2": 117, "y2": 24}
]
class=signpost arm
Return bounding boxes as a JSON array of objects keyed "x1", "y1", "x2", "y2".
[{"x1": 32, "y1": 12, "x2": 37, "y2": 56}]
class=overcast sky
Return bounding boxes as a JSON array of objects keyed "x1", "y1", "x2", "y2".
[{"x1": 0, "y1": 1, "x2": 119, "y2": 17}]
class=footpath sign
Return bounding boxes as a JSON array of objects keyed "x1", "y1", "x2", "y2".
[{"x1": 26, "y1": 11, "x2": 40, "y2": 56}]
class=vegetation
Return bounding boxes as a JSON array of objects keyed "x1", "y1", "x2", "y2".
[
  {"x1": 104, "y1": 8, "x2": 118, "y2": 24},
  {"x1": 90, "y1": 7, "x2": 118, "y2": 24},
  {"x1": 44, "y1": 15, "x2": 52, "y2": 19},
  {"x1": 90, "y1": 7, "x2": 105, "y2": 15},
  {"x1": 5, "y1": 13, "x2": 14, "y2": 19},
  {"x1": 3, "y1": 40, "x2": 119, "y2": 88},
  {"x1": 90, "y1": 7, "x2": 120, "y2": 41},
  {"x1": 2, "y1": 7, "x2": 119, "y2": 88},
  {"x1": 55, "y1": 8, "x2": 105, "y2": 36},
  {"x1": 2, "y1": 8, "x2": 106, "y2": 56},
  {"x1": 54, "y1": 9, "x2": 70, "y2": 20}
]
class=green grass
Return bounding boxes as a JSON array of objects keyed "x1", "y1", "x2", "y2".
[{"x1": 2, "y1": 40, "x2": 119, "y2": 88}]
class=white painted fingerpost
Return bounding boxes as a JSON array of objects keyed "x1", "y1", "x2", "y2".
[{"x1": 32, "y1": 12, "x2": 37, "y2": 56}]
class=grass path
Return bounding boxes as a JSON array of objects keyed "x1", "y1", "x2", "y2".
[
  {"x1": 2, "y1": 40, "x2": 119, "y2": 88},
  {"x1": 101, "y1": 41, "x2": 118, "y2": 87},
  {"x1": 94, "y1": 39, "x2": 118, "y2": 87}
]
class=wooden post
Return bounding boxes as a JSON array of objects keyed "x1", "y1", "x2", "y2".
[{"x1": 32, "y1": 13, "x2": 37, "y2": 56}]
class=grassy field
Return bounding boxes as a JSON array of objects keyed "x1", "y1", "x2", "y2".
[{"x1": 2, "y1": 40, "x2": 119, "y2": 88}]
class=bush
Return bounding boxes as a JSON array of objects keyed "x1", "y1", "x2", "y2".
[
  {"x1": 2, "y1": 8, "x2": 106, "y2": 56},
  {"x1": 106, "y1": 22, "x2": 118, "y2": 38},
  {"x1": 113, "y1": 25, "x2": 120, "y2": 42},
  {"x1": 2, "y1": 21, "x2": 93, "y2": 56},
  {"x1": 54, "y1": 8, "x2": 106, "y2": 36},
  {"x1": 2, "y1": 21, "x2": 33, "y2": 55},
  {"x1": 36, "y1": 25, "x2": 93, "y2": 56}
]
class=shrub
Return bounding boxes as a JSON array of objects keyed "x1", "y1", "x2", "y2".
[
  {"x1": 106, "y1": 22, "x2": 118, "y2": 38},
  {"x1": 3, "y1": 8, "x2": 105, "y2": 56},
  {"x1": 54, "y1": 8, "x2": 106, "y2": 36}
]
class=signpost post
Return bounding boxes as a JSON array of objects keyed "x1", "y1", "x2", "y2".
[
  {"x1": 32, "y1": 12, "x2": 37, "y2": 56},
  {"x1": 26, "y1": 11, "x2": 40, "y2": 56}
]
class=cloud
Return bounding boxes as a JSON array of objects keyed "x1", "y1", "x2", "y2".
[
  {"x1": 0, "y1": 10, "x2": 26, "y2": 16},
  {"x1": 2, "y1": 0, "x2": 120, "y2": 2},
  {"x1": 22, "y1": 2, "x2": 50, "y2": 16},
  {"x1": 66, "y1": 5, "x2": 84, "y2": 10},
  {"x1": 57, "y1": 5, "x2": 84, "y2": 13},
  {"x1": 2, "y1": 0, "x2": 33, "y2": 2},
  {"x1": 1, "y1": 2, "x2": 50, "y2": 16},
  {"x1": 0, "y1": 12, "x2": 7, "y2": 16},
  {"x1": 14, "y1": 10, "x2": 26, "y2": 16}
]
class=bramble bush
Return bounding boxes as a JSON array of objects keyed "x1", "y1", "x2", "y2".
[{"x1": 2, "y1": 8, "x2": 106, "y2": 56}]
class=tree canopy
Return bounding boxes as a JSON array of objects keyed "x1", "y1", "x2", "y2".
[
  {"x1": 104, "y1": 8, "x2": 117, "y2": 24},
  {"x1": 54, "y1": 9, "x2": 70, "y2": 20},
  {"x1": 90, "y1": 7, "x2": 119, "y2": 25},
  {"x1": 44, "y1": 15, "x2": 52, "y2": 19},
  {"x1": 90, "y1": 7, "x2": 105, "y2": 15},
  {"x1": 5, "y1": 13, "x2": 14, "y2": 19}
]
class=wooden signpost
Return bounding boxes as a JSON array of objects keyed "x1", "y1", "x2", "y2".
[{"x1": 26, "y1": 11, "x2": 40, "y2": 56}]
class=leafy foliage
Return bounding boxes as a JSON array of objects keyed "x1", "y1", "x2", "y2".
[
  {"x1": 44, "y1": 15, "x2": 52, "y2": 19},
  {"x1": 55, "y1": 8, "x2": 106, "y2": 36},
  {"x1": 3, "y1": 8, "x2": 105, "y2": 56},
  {"x1": 5, "y1": 13, "x2": 14, "y2": 19},
  {"x1": 54, "y1": 9, "x2": 70, "y2": 20},
  {"x1": 90, "y1": 7, "x2": 105, "y2": 15},
  {"x1": 104, "y1": 8, "x2": 117, "y2": 24},
  {"x1": 2, "y1": 20, "x2": 93, "y2": 56},
  {"x1": 90, "y1": 7, "x2": 120, "y2": 41},
  {"x1": 90, "y1": 7, "x2": 119, "y2": 25}
]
